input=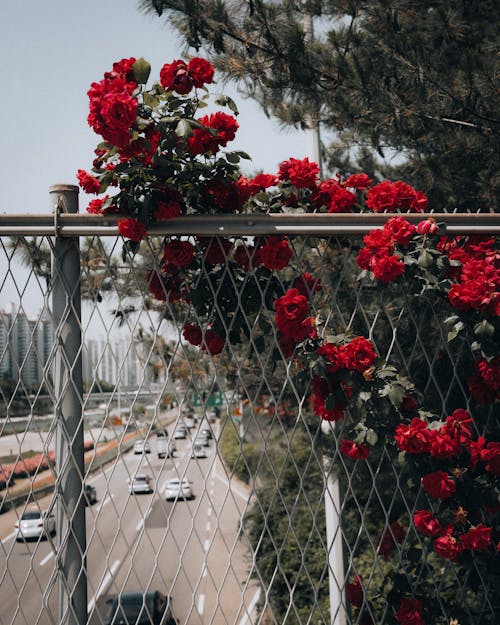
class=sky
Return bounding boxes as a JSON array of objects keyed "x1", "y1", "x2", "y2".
[
  {"x1": 0, "y1": 0, "x2": 306, "y2": 216},
  {"x1": 0, "y1": 0, "x2": 307, "y2": 333}
]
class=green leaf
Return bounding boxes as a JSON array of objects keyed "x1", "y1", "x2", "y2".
[
  {"x1": 388, "y1": 383, "x2": 406, "y2": 405},
  {"x1": 417, "y1": 249, "x2": 433, "y2": 268},
  {"x1": 133, "y1": 58, "x2": 151, "y2": 84},
  {"x1": 225, "y1": 152, "x2": 240, "y2": 164},
  {"x1": 175, "y1": 119, "x2": 193, "y2": 138},
  {"x1": 143, "y1": 92, "x2": 159, "y2": 108},
  {"x1": 447, "y1": 330, "x2": 459, "y2": 342},
  {"x1": 474, "y1": 320, "x2": 495, "y2": 337},
  {"x1": 365, "y1": 428, "x2": 378, "y2": 445}
]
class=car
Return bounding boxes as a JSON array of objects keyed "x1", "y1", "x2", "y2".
[
  {"x1": 133, "y1": 439, "x2": 151, "y2": 454},
  {"x1": 194, "y1": 434, "x2": 210, "y2": 447},
  {"x1": 130, "y1": 473, "x2": 153, "y2": 494},
  {"x1": 84, "y1": 483, "x2": 97, "y2": 505},
  {"x1": 157, "y1": 438, "x2": 176, "y2": 459},
  {"x1": 200, "y1": 427, "x2": 213, "y2": 439},
  {"x1": 164, "y1": 478, "x2": 193, "y2": 501},
  {"x1": 15, "y1": 510, "x2": 55, "y2": 541},
  {"x1": 156, "y1": 428, "x2": 168, "y2": 438},
  {"x1": 104, "y1": 590, "x2": 176, "y2": 625},
  {"x1": 191, "y1": 443, "x2": 207, "y2": 459},
  {"x1": 183, "y1": 415, "x2": 196, "y2": 429},
  {"x1": 173, "y1": 426, "x2": 187, "y2": 440}
]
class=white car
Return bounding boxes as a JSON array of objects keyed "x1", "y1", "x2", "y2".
[
  {"x1": 130, "y1": 473, "x2": 153, "y2": 494},
  {"x1": 191, "y1": 443, "x2": 207, "y2": 459},
  {"x1": 133, "y1": 439, "x2": 151, "y2": 454},
  {"x1": 15, "y1": 510, "x2": 55, "y2": 541},
  {"x1": 194, "y1": 434, "x2": 210, "y2": 447},
  {"x1": 183, "y1": 415, "x2": 196, "y2": 429},
  {"x1": 173, "y1": 426, "x2": 187, "y2": 440},
  {"x1": 164, "y1": 478, "x2": 193, "y2": 501}
]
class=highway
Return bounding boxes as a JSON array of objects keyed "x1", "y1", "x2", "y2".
[{"x1": 0, "y1": 420, "x2": 260, "y2": 625}]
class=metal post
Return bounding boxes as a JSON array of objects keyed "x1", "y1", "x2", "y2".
[{"x1": 50, "y1": 184, "x2": 87, "y2": 625}]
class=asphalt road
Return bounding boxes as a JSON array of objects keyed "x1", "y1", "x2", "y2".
[{"x1": 0, "y1": 420, "x2": 260, "y2": 625}]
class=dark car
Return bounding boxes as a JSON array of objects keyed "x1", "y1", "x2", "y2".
[
  {"x1": 84, "y1": 484, "x2": 97, "y2": 506},
  {"x1": 104, "y1": 590, "x2": 176, "y2": 625}
]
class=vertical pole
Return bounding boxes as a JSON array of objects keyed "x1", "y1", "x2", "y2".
[
  {"x1": 301, "y1": 7, "x2": 346, "y2": 621},
  {"x1": 50, "y1": 184, "x2": 87, "y2": 625}
]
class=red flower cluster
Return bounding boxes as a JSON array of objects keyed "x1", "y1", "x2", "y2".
[
  {"x1": 201, "y1": 329, "x2": 225, "y2": 355},
  {"x1": 159, "y1": 57, "x2": 214, "y2": 94},
  {"x1": 396, "y1": 598, "x2": 424, "y2": 625},
  {"x1": 340, "y1": 439, "x2": 370, "y2": 460},
  {"x1": 274, "y1": 288, "x2": 316, "y2": 357},
  {"x1": 118, "y1": 218, "x2": 147, "y2": 242},
  {"x1": 87, "y1": 57, "x2": 138, "y2": 148},
  {"x1": 258, "y1": 237, "x2": 293, "y2": 270},
  {"x1": 377, "y1": 521, "x2": 405, "y2": 559},
  {"x1": 356, "y1": 216, "x2": 416, "y2": 283},
  {"x1": 189, "y1": 112, "x2": 239, "y2": 155},
  {"x1": 312, "y1": 179, "x2": 357, "y2": 213},
  {"x1": 163, "y1": 240, "x2": 195, "y2": 268},
  {"x1": 365, "y1": 180, "x2": 428, "y2": 213},
  {"x1": 277, "y1": 157, "x2": 320, "y2": 190},
  {"x1": 77, "y1": 169, "x2": 100, "y2": 194}
]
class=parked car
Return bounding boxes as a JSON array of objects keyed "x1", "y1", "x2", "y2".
[
  {"x1": 191, "y1": 443, "x2": 207, "y2": 459},
  {"x1": 84, "y1": 483, "x2": 97, "y2": 505},
  {"x1": 15, "y1": 510, "x2": 55, "y2": 541},
  {"x1": 164, "y1": 478, "x2": 193, "y2": 501},
  {"x1": 133, "y1": 439, "x2": 151, "y2": 454},
  {"x1": 104, "y1": 590, "x2": 176, "y2": 625},
  {"x1": 130, "y1": 473, "x2": 153, "y2": 494},
  {"x1": 173, "y1": 426, "x2": 187, "y2": 440},
  {"x1": 157, "y1": 438, "x2": 176, "y2": 459}
]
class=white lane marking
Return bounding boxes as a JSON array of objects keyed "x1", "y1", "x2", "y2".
[
  {"x1": 87, "y1": 559, "x2": 121, "y2": 613},
  {"x1": 205, "y1": 521, "x2": 211, "y2": 533},
  {"x1": 238, "y1": 588, "x2": 262, "y2": 625},
  {"x1": 197, "y1": 593, "x2": 205, "y2": 615},
  {"x1": 1, "y1": 531, "x2": 17, "y2": 545},
  {"x1": 40, "y1": 551, "x2": 54, "y2": 566},
  {"x1": 136, "y1": 518, "x2": 144, "y2": 532},
  {"x1": 207, "y1": 508, "x2": 212, "y2": 518},
  {"x1": 204, "y1": 539, "x2": 210, "y2": 552}
]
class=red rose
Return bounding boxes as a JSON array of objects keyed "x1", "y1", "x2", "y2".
[
  {"x1": 340, "y1": 440, "x2": 370, "y2": 460},
  {"x1": 421, "y1": 470, "x2": 456, "y2": 500},
  {"x1": 467, "y1": 371, "x2": 497, "y2": 404},
  {"x1": 377, "y1": 521, "x2": 405, "y2": 559},
  {"x1": 86, "y1": 196, "x2": 108, "y2": 214},
  {"x1": 396, "y1": 598, "x2": 424, "y2": 625},
  {"x1": 429, "y1": 432, "x2": 461, "y2": 459},
  {"x1": 384, "y1": 216, "x2": 416, "y2": 247},
  {"x1": 232, "y1": 244, "x2": 254, "y2": 270},
  {"x1": 371, "y1": 252, "x2": 405, "y2": 283},
  {"x1": 410, "y1": 190, "x2": 429, "y2": 212},
  {"x1": 413, "y1": 510, "x2": 442, "y2": 537},
  {"x1": 278, "y1": 157, "x2": 319, "y2": 189},
  {"x1": 340, "y1": 337, "x2": 377, "y2": 373},
  {"x1": 201, "y1": 330, "x2": 225, "y2": 355},
  {"x1": 292, "y1": 272, "x2": 322, "y2": 297},
  {"x1": 155, "y1": 200, "x2": 181, "y2": 220},
  {"x1": 433, "y1": 531, "x2": 463, "y2": 561},
  {"x1": 344, "y1": 173, "x2": 373, "y2": 190},
  {"x1": 118, "y1": 218, "x2": 147, "y2": 242},
  {"x1": 327, "y1": 186, "x2": 357, "y2": 213},
  {"x1": 146, "y1": 270, "x2": 167, "y2": 301},
  {"x1": 197, "y1": 237, "x2": 232, "y2": 265},
  {"x1": 416, "y1": 218, "x2": 438, "y2": 235},
  {"x1": 441, "y1": 408, "x2": 474, "y2": 444},
  {"x1": 104, "y1": 57, "x2": 137, "y2": 82},
  {"x1": 394, "y1": 418, "x2": 432, "y2": 454},
  {"x1": 160, "y1": 59, "x2": 192, "y2": 94},
  {"x1": 311, "y1": 376, "x2": 345, "y2": 421},
  {"x1": 481, "y1": 442, "x2": 500, "y2": 475},
  {"x1": 362, "y1": 228, "x2": 393, "y2": 251},
  {"x1": 346, "y1": 576, "x2": 364, "y2": 607},
  {"x1": 365, "y1": 181, "x2": 399, "y2": 212},
  {"x1": 100, "y1": 91, "x2": 138, "y2": 131},
  {"x1": 460, "y1": 524, "x2": 492, "y2": 551},
  {"x1": 183, "y1": 323, "x2": 202, "y2": 346},
  {"x1": 259, "y1": 237, "x2": 293, "y2": 270},
  {"x1": 448, "y1": 280, "x2": 496, "y2": 313},
  {"x1": 248, "y1": 173, "x2": 278, "y2": 193},
  {"x1": 317, "y1": 342, "x2": 344, "y2": 374},
  {"x1": 163, "y1": 240, "x2": 195, "y2": 268},
  {"x1": 189, "y1": 112, "x2": 239, "y2": 155},
  {"x1": 77, "y1": 169, "x2": 100, "y2": 194},
  {"x1": 274, "y1": 288, "x2": 310, "y2": 335},
  {"x1": 400, "y1": 394, "x2": 418, "y2": 412},
  {"x1": 187, "y1": 57, "x2": 214, "y2": 87}
]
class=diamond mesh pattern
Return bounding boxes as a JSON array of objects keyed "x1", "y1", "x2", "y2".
[{"x1": 0, "y1": 228, "x2": 497, "y2": 625}]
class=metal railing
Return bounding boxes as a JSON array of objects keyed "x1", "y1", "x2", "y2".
[{"x1": 0, "y1": 186, "x2": 498, "y2": 625}]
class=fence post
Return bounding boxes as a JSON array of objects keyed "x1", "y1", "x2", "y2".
[{"x1": 50, "y1": 184, "x2": 87, "y2": 625}]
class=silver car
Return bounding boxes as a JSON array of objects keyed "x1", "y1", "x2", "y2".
[
  {"x1": 130, "y1": 473, "x2": 153, "y2": 494},
  {"x1": 15, "y1": 510, "x2": 55, "y2": 541},
  {"x1": 164, "y1": 478, "x2": 193, "y2": 501}
]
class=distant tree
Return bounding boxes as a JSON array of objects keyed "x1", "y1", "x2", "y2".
[{"x1": 141, "y1": 0, "x2": 499, "y2": 211}]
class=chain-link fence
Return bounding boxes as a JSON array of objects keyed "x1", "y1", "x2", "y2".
[{"x1": 0, "y1": 189, "x2": 498, "y2": 625}]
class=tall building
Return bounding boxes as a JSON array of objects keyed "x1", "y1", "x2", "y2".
[{"x1": 0, "y1": 307, "x2": 54, "y2": 387}]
